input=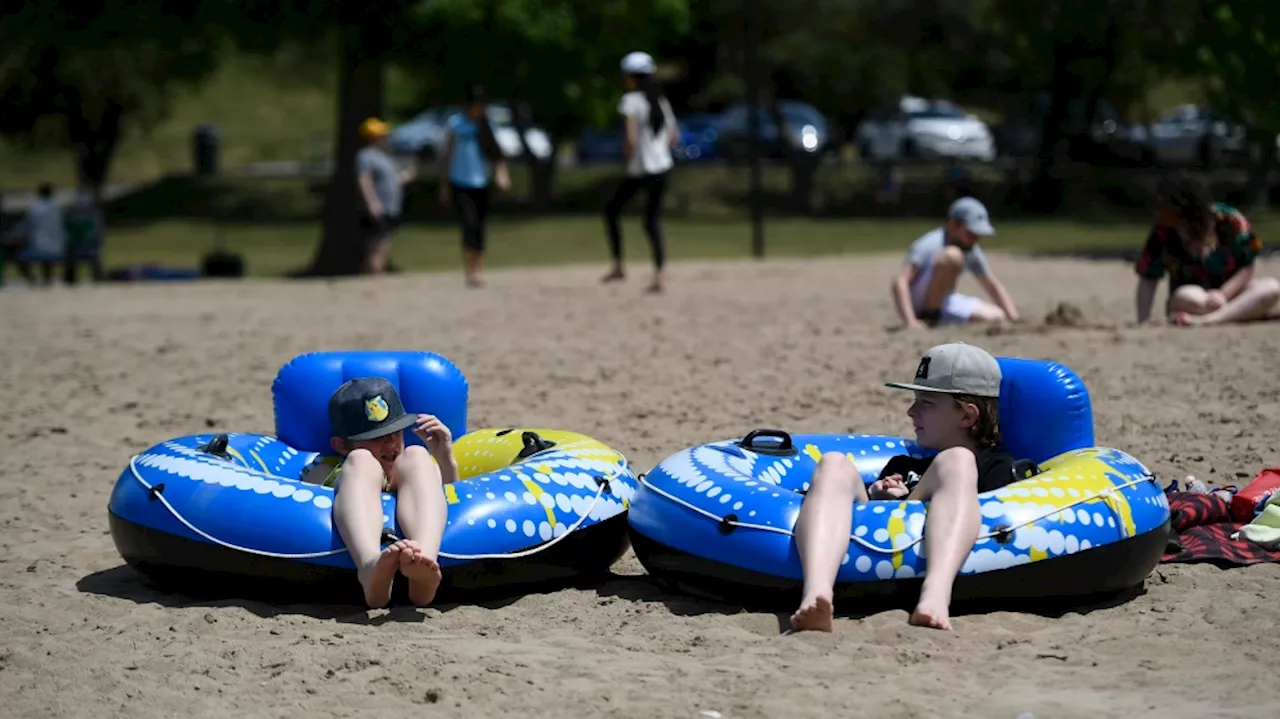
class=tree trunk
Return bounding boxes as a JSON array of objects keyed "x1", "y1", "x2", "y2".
[
  {"x1": 1026, "y1": 38, "x2": 1078, "y2": 214},
  {"x1": 66, "y1": 98, "x2": 123, "y2": 201},
  {"x1": 1245, "y1": 130, "x2": 1274, "y2": 211},
  {"x1": 510, "y1": 99, "x2": 555, "y2": 211},
  {"x1": 304, "y1": 25, "x2": 385, "y2": 277}
]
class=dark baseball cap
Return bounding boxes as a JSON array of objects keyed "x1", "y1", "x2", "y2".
[{"x1": 328, "y1": 377, "x2": 417, "y2": 441}]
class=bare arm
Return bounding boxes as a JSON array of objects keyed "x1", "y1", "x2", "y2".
[
  {"x1": 493, "y1": 158, "x2": 511, "y2": 191},
  {"x1": 437, "y1": 451, "x2": 460, "y2": 485},
  {"x1": 623, "y1": 115, "x2": 638, "y2": 161},
  {"x1": 668, "y1": 110, "x2": 680, "y2": 148},
  {"x1": 891, "y1": 263, "x2": 925, "y2": 329},
  {"x1": 1219, "y1": 263, "x2": 1256, "y2": 300},
  {"x1": 976, "y1": 272, "x2": 1020, "y2": 322},
  {"x1": 358, "y1": 172, "x2": 381, "y2": 217},
  {"x1": 1135, "y1": 277, "x2": 1159, "y2": 324}
]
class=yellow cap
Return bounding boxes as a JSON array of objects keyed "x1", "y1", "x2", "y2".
[{"x1": 359, "y1": 117, "x2": 391, "y2": 140}]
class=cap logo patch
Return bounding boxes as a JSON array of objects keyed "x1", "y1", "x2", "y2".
[
  {"x1": 915, "y1": 356, "x2": 931, "y2": 380},
  {"x1": 364, "y1": 395, "x2": 389, "y2": 422}
]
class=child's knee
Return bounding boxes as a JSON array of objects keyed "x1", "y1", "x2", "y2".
[
  {"x1": 395, "y1": 445, "x2": 442, "y2": 483},
  {"x1": 811, "y1": 452, "x2": 859, "y2": 493},
  {"x1": 337, "y1": 449, "x2": 384, "y2": 489},
  {"x1": 930, "y1": 447, "x2": 978, "y2": 486}
]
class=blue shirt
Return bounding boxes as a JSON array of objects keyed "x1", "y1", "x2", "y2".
[{"x1": 447, "y1": 113, "x2": 490, "y2": 189}]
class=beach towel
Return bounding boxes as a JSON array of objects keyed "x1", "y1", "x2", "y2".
[
  {"x1": 1234, "y1": 493, "x2": 1280, "y2": 550},
  {"x1": 1161, "y1": 491, "x2": 1280, "y2": 566}
]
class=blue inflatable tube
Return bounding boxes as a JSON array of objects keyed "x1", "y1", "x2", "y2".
[
  {"x1": 627, "y1": 358, "x2": 1172, "y2": 609},
  {"x1": 107, "y1": 351, "x2": 639, "y2": 604}
]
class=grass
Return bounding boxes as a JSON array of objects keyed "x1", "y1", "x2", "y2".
[{"x1": 37, "y1": 213, "x2": 1271, "y2": 280}]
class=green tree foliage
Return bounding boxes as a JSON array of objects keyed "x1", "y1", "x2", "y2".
[{"x1": 0, "y1": 1, "x2": 226, "y2": 193}]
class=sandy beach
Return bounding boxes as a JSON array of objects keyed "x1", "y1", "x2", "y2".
[{"x1": 2, "y1": 251, "x2": 1278, "y2": 719}]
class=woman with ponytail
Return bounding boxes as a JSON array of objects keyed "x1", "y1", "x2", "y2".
[
  {"x1": 601, "y1": 51, "x2": 680, "y2": 293},
  {"x1": 439, "y1": 83, "x2": 511, "y2": 288}
]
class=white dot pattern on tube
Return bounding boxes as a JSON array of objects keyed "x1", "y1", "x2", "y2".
[
  {"x1": 645, "y1": 436, "x2": 1167, "y2": 584},
  {"x1": 127, "y1": 434, "x2": 638, "y2": 558}
]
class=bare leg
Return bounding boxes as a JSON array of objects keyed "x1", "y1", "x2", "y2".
[
  {"x1": 922, "y1": 245, "x2": 965, "y2": 313},
  {"x1": 965, "y1": 301, "x2": 1009, "y2": 324},
  {"x1": 1168, "y1": 285, "x2": 1212, "y2": 317},
  {"x1": 390, "y1": 446, "x2": 446, "y2": 606},
  {"x1": 790, "y1": 452, "x2": 869, "y2": 632},
  {"x1": 1180, "y1": 277, "x2": 1280, "y2": 325},
  {"x1": 364, "y1": 238, "x2": 391, "y2": 274},
  {"x1": 907, "y1": 447, "x2": 980, "y2": 630},
  {"x1": 332, "y1": 449, "x2": 402, "y2": 608},
  {"x1": 463, "y1": 249, "x2": 484, "y2": 288}
]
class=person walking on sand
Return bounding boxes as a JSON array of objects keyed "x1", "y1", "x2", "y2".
[
  {"x1": 357, "y1": 117, "x2": 416, "y2": 275},
  {"x1": 890, "y1": 197, "x2": 1021, "y2": 329},
  {"x1": 601, "y1": 50, "x2": 680, "y2": 294},
  {"x1": 1135, "y1": 172, "x2": 1277, "y2": 327},
  {"x1": 438, "y1": 83, "x2": 511, "y2": 288}
]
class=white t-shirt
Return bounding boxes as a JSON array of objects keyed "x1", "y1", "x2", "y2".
[
  {"x1": 20, "y1": 198, "x2": 67, "y2": 259},
  {"x1": 618, "y1": 91, "x2": 676, "y2": 177}
]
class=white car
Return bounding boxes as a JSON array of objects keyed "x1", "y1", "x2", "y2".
[
  {"x1": 387, "y1": 102, "x2": 553, "y2": 162},
  {"x1": 856, "y1": 95, "x2": 997, "y2": 162}
]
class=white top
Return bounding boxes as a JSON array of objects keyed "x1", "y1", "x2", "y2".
[
  {"x1": 19, "y1": 198, "x2": 67, "y2": 258},
  {"x1": 618, "y1": 91, "x2": 676, "y2": 177}
]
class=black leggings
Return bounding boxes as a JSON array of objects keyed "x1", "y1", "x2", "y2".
[
  {"x1": 603, "y1": 172, "x2": 669, "y2": 269},
  {"x1": 452, "y1": 184, "x2": 490, "y2": 252}
]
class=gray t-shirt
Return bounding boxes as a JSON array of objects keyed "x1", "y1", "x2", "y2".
[
  {"x1": 356, "y1": 146, "x2": 403, "y2": 217},
  {"x1": 905, "y1": 227, "x2": 990, "y2": 277}
]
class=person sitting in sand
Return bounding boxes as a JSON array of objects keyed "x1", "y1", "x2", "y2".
[
  {"x1": 303, "y1": 377, "x2": 457, "y2": 608},
  {"x1": 891, "y1": 197, "x2": 1021, "y2": 329},
  {"x1": 790, "y1": 342, "x2": 1017, "y2": 632},
  {"x1": 1135, "y1": 172, "x2": 1277, "y2": 327}
]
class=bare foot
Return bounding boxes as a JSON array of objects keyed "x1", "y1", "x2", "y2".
[
  {"x1": 465, "y1": 275, "x2": 484, "y2": 289},
  {"x1": 358, "y1": 542, "x2": 404, "y2": 609},
  {"x1": 601, "y1": 268, "x2": 625, "y2": 284},
  {"x1": 398, "y1": 540, "x2": 443, "y2": 606},
  {"x1": 908, "y1": 597, "x2": 953, "y2": 630},
  {"x1": 789, "y1": 593, "x2": 834, "y2": 632}
]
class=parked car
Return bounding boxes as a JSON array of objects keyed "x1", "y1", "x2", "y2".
[
  {"x1": 993, "y1": 94, "x2": 1150, "y2": 166},
  {"x1": 856, "y1": 96, "x2": 996, "y2": 162},
  {"x1": 574, "y1": 112, "x2": 721, "y2": 164},
  {"x1": 713, "y1": 100, "x2": 835, "y2": 161},
  {"x1": 675, "y1": 112, "x2": 719, "y2": 161},
  {"x1": 387, "y1": 101, "x2": 553, "y2": 162},
  {"x1": 1142, "y1": 104, "x2": 1248, "y2": 168}
]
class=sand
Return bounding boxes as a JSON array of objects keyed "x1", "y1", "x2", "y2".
[{"x1": 2, "y1": 251, "x2": 1279, "y2": 719}]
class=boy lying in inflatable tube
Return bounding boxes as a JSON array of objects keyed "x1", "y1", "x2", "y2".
[
  {"x1": 791, "y1": 342, "x2": 1014, "y2": 632},
  {"x1": 302, "y1": 377, "x2": 457, "y2": 608}
]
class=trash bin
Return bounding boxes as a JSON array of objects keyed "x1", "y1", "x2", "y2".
[{"x1": 192, "y1": 124, "x2": 220, "y2": 176}]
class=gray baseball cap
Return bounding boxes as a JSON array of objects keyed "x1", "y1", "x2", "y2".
[
  {"x1": 948, "y1": 197, "x2": 995, "y2": 236},
  {"x1": 885, "y1": 342, "x2": 1002, "y2": 398}
]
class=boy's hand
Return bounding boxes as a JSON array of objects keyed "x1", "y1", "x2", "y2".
[
  {"x1": 869, "y1": 474, "x2": 909, "y2": 500},
  {"x1": 412, "y1": 414, "x2": 453, "y2": 457}
]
